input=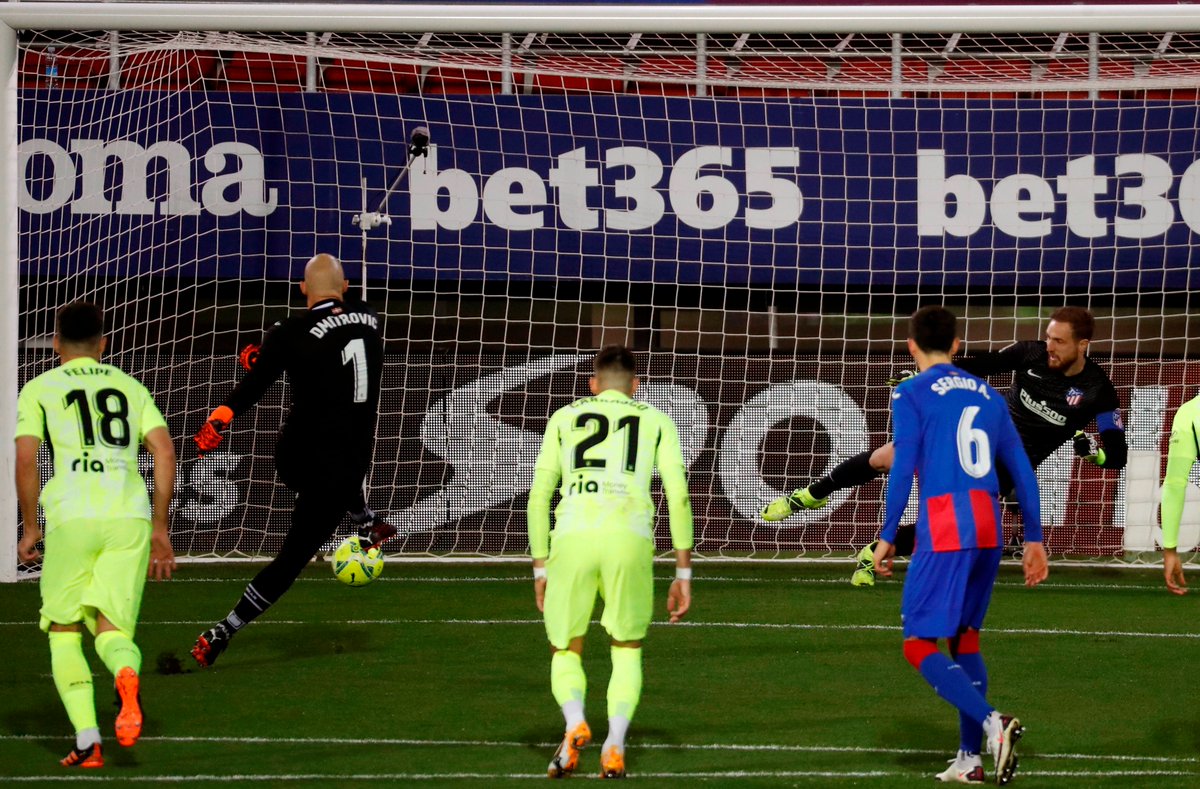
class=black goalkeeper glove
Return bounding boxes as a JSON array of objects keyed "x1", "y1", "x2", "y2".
[
  {"x1": 886, "y1": 369, "x2": 917, "y2": 387},
  {"x1": 1073, "y1": 430, "x2": 1106, "y2": 466}
]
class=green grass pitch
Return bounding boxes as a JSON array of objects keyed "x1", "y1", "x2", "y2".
[{"x1": 0, "y1": 561, "x2": 1197, "y2": 786}]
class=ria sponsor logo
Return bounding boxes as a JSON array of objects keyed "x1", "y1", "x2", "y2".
[
  {"x1": 566, "y1": 476, "x2": 600, "y2": 495},
  {"x1": 19, "y1": 139, "x2": 278, "y2": 217},
  {"x1": 70, "y1": 452, "x2": 105, "y2": 473}
]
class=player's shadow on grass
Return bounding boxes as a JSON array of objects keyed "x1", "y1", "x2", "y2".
[
  {"x1": 879, "y1": 716, "x2": 950, "y2": 769},
  {"x1": 262, "y1": 623, "x2": 378, "y2": 663},
  {"x1": 2, "y1": 707, "x2": 67, "y2": 757},
  {"x1": 1151, "y1": 716, "x2": 1200, "y2": 753}
]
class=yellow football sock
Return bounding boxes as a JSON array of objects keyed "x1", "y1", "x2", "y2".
[
  {"x1": 551, "y1": 649, "x2": 587, "y2": 727},
  {"x1": 607, "y1": 645, "x2": 643, "y2": 722},
  {"x1": 48, "y1": 631, "x2": 98, "y2": 735},
  {"x1": 95, "y1": 629, "x2": 141, "y2": 677}
]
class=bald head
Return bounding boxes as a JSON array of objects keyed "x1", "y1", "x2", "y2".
[{"x1": 301, "y1": 253, "x2": 347, "y2": 306}]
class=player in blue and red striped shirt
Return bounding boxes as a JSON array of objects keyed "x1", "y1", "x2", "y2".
[{"x1": 873, "y1": 306, "x2": 1049, "y2": 786}]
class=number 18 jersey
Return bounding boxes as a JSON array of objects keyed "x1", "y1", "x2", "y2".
[
  {"x1": 532, "y1": 389, "x2": 692, "y2": 546},
  {"x1": 16, "y1": 357, "x2": 167, "y2": 527}
]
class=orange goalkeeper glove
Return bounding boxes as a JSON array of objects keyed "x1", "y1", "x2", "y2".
[
  {"x1": 238, "y1": 343, "x2": 261, "y2": 371},
  {"x1": 194, "y1": 405, "x2": 234, "y2": 455}
]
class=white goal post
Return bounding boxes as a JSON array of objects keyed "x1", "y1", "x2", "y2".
[{"x1": 6, "y1": 2, "x2": 1200, "y2": 581}]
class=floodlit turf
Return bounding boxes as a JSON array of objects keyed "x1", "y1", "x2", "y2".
[{"x1": 0, "y1": 560, "x2": 1197, "y2": 786}]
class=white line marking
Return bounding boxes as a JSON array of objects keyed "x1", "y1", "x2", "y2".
[
  {"x1": 1029, "y1": 770, "x2": 1200, "y2": 778},
  {"x1": 126, "y1": 574, "x2": 1178, "y2": 592},
  {"x1": 0, "y1": 734, "x2": 1192, "y2": 765},
  {"x1": 0, "y1": 616, "x2": 1195, "y2": 639},
  {"x1": 2, "y1": 769, "x2": 1196, "y2": 782}
]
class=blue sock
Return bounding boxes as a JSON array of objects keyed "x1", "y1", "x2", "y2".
[
  {"x1": 954, "y1": 650, "x2": 988, "y2": 753},
  {"x1": 917, "y1": 652, "x2": 994, "y2": 727}
]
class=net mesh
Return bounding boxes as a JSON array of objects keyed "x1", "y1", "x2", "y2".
[{"x1": 13, "y1": 26, "x2": 1200, "y2": 569}]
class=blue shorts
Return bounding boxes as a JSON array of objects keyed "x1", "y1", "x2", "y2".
[{"x1": 901, "y1": 548, "x2": 1002, "y2": 639}]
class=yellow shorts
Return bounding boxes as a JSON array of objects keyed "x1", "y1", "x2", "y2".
[
  {"x1": 543, "y1": 527, "x2": 654, "y2": 649},
  {"x1": 39, "y1": 518, "x2": 151, "y2": 637}
]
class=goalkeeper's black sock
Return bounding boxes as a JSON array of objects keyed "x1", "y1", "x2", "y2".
[
  {"x1": 893, "y1": 524, "x2": 917, "y2": 557},
  {"x1": 808, "y1": 450, "x2": 882, "y2": 500},
  {"x1": 222, "y1": 583, "x2": 277, "y2": 633}
]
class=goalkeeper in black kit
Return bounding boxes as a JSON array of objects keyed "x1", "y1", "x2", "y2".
[
  {"x1": 190, "y1": 253, "x2": 393, "y2": 667},
  {"x1": 763, "y1": 307, "x2": 1127, "y2": 585}
]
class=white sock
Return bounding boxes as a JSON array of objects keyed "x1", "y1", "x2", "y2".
[
  {"x1": 982, "y1": 711, "x2": 1004, "y2": 750},
  {"x1": 76, "y1": 727, "x2": 101, "y2": 750},
  {"x1": 604, "y1": 715, "x2": 630, "y2": 751},
  {"x1": 561, "y1": 700, "x2": 585, "y2": 730}
]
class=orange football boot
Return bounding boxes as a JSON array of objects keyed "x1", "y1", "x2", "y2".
[
  {"x1": 547, "y1": 721, "x2": 592, "y2": 778},
  {"x1": 61, "y1": 742, "x2": 103, "y2": 768},
  {"x1": 114, "y1": 667, "x2": 142, "y2": 747},
  {"x1": 600, "y1": 745, "x2": 626, "y2": 779}
]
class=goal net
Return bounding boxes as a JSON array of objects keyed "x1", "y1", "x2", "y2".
[{"x1": 6, "y1": 3, "x2": 1200, "y2": 577}]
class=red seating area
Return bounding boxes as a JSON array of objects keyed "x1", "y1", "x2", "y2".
[
  {"x1": 16, "y1": 47, "x2": 1191, "y2": 99},
  {"x1": 19, "y1": 47, "x2": 109, "y2": 89},
  {"x1": 935, "y1": 58, "x2": 1033, "y2": 99},
  {"x1": 630, "y1": 56, "x2": 725, "y2": 96},
  {"x1": 226, "y1": 52, "x2": 308, "y2": 92},
  {"x1": 1145, "y1": 59, "x2": 1200, "y2": 100},
  {"x1": 122, "y1": 50, "x2": 219, "y2": 89},
  {"x1": 323, "y1": 58, "x2": 421, "y2": 93},
  {"x1": 727, "y1": 57, "x2": 827, "y2": 97},
  {"x1": 834, "y1": 57, "x2": 931, "y2": 97},
  {"x1": 532, "y1": 56, "x2": 625, "y2": 94},
  {"x1": 425, "y1": 56, "x2": 516, "y2": 94}
]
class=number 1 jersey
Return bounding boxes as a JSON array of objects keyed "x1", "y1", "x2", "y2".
[
  {"x1": 222, "y1": 297, "x2": 384, "y2": 477},
  {"x1": 16, "y1": 357, "x2": 168, "y2": 526}
]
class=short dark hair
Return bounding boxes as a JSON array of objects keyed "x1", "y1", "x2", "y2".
[
  {"x1": 909, "y1": 306, "x2": 958, "y2": 354},
  {"x1": 1049, "y1": 306, "x2": 1094, "y2": 341},
  {"x1": 57, "y1": 301, "x2": 104, "y2": 345},
  {"x1": 593, "y1": 345, "x2": 637, "y2": 377}
]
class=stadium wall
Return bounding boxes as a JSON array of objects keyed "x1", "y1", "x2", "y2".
[{"x1": 18, "y1": 91, "x2": 1200, "y2": 289}]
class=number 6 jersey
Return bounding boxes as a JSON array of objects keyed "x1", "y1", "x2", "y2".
[
  {"x1": 16, "y1": 358, "x2": 167, "y2": 526},
  {"x1": 881, "y1": 363, "x2": 1044, "y2": 553}
]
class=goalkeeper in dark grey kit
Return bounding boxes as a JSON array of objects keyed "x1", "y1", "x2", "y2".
[
  {"x1": 763, "y1": 307, "x2": 1127, "y2": 585},
  {"x1": 189, "y1": 253, "x2": 394, "y2": 667}
]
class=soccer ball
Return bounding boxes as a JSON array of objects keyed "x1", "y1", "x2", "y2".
[{"x1": 332, "y1": 536, "x2": 384, "y2": 587}]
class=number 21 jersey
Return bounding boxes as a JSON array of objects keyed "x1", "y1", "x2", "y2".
[{"x1": 534, "y1": 389, "x2": 689, "y2": 541}]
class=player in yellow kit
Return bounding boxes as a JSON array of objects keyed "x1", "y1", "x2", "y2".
[
  {"x1": 1159, "y1": 391, "x2": 1200, "y2": 595},
  {"x1": 14, "y1": 302, "x2": 176, "y2": 768},
  {"x1": 527, "y1": 346, "x2": 694, "y2": 780}
]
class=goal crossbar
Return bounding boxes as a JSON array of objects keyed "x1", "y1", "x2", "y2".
[{"x1": 5, "y1": 3, "x2": 1200, "y2": 35}]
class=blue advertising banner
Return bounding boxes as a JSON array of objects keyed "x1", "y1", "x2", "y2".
[{"x1": 18, "y1": 90, "x2": 1200, "y2": 288}]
